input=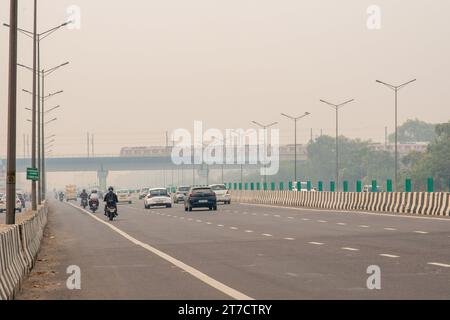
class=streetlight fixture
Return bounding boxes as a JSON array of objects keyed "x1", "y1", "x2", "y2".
[
  {"x1": 319, "y1": 99, "x2": 354, "y2": 191},
  {"x1": 5, "y1": 0, "x2": 19, "y2": 224},
  {"x1": 376, "y1": 79, "x2": 416, "y2": 190},
  {"x1": 5, "y1": 17, "x2": 71, "y2": 208},
  {"x1": 281, "y1": 112, "x2": 311, "y2": 183},
  {"x1": 251, "y1": 121, "x2": 278, "y2": 186},
  {"x1": 22, "y1": 84, "x2": 65, "y2": 202}
]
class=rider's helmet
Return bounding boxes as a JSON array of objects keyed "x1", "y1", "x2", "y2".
[{"x1": 108, "y1": 186, "x2": 114, "y2": 192}]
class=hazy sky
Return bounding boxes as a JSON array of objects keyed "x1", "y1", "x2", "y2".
[{"x1": 1, "y1": 0, "x2": 450, "y2": 157}]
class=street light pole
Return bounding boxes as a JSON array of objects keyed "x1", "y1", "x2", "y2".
[
  {"x1": 281, "y1": 112, "x2": 310, "y2": 182},
  {"x1": 251, "y1": 121, "x2": 278, "y2": 186},
  {"x1": 6, "y1": 0, "x2": 19, "y2": 224},
  {"x1": 319, "y1": 99, "x2": 354, "y2": 191},
  {"x1": 376, "y1": 79, "x2": 416, "y2": 191}
]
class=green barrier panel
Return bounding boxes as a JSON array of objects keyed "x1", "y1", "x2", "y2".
[
  {"x1": 427, "y1": 177, "x2": 434, "y2": 193},
  {"x1": 279, "y1": 182, "x2": 284, "y2": 191},
  {"x1": 250, "y1": 183, "x2": 255, "y2": 191},
  {"x1": 297, "y1": 181, "x2": 301, "y2": 191},
  {"x1": 288, "y1": 181, "x2": 293, "y2": 191},
  {"x1": 239, "y1": 183, "x2": 242, "y2": 190},
  {"x1": 318, "y1": 181, "x2": 323, "y2": 192},
  {"x1": 271, "y1": 182, "x2": 275, "y2": 191},
  {"x1": 256, "y1": 182, "x2": 261, "y2": 190},
  {"x1": 371, "y1": 180, "x2": 377, "y2": 192},
  {"x1": 233, "y1": 183, "x2": 237, "y2": 190},
  {"x1": 343, "y1": 181, "x2": 349, "y2": 192},
  {"x1": 356, "y1": 180, "x2": 362, "y2": 193},
  {"x1": 330, "y1": 181, "x2": 335, "y2": 192},
  {"x1": 263, "y1": 182, "x2": 268, "y2": 191},
  {"x1": 386, "y1": 179, "x2": 393, "y2": 192},
  {"x1": 307, "y1": 181, "x2": 312, "y2": 191},
  {"x1": 245, "y1": 183, "x2": 249, "y2": 190},
  {"x1": 405, "y1": 178, "x2": 412, "y2": 192}
]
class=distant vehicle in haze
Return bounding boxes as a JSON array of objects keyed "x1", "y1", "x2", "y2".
[
  {"x1": 363, "y1": 185, "x2": 383, "y2": 192},
  {"x1": 116, "y1": 189, "x2": 132, "y2": 204},
  {"x1": 292, "y1": 182, "x2": 317, "y2": 192},
  {"x1": 209, "y1": 184, "x2": 231, "y2": 204},
  {"x1": 16, "y1": 192, "x2": 26, "y2": 208},
  {"x1": 65, "y1": 185, "x2": 78, "y2": 201},
  {"x1": 172, "y1": 186, "x2": 190, "y2": 204},
  {"x1": 184, "y1": 187, "x2": 217, "y2": 212},
  {"x1": 144, "y1": 188, "x2": 172, "y2": 209},
  {"x1": 139, "y1": 187, "x2": 150, "y2": 199},
  {"x1": 0, "y1": 195, "x2": 23, "y2": 213}
]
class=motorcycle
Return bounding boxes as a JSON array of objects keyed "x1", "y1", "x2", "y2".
[
  {"x1": 81, "y1": 198, "x2": 88, "y2": 209},
  {"x1": 59, "y1": 193, "x2": 64, "y2": 202},
  {"x1": 105, "y1": 205, "x2": 117, "y2": 221},
  {"x1": 89, "y1": 199, "x2": 99, "y2": 213}
]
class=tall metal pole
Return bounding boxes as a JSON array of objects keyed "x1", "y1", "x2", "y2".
[
  {"x1": 335, "y1": 108, "x2": 339, "y2": 191},
  {"x1": 6, "y1": 0, "x2": 19, "y2": 225},
  {"x1": 294, "y1": 119, "x2": 297, "y2": 182},
  {"x1": 31, "y1": 0, "x2": 38, "y2": 211},
  {"x1": 41, "y1": 71, "x2": 46, "y2": 200},
  {"x1": 394, "y1": 89, "x2": 398, "y2": 191},
  {"x1": 37, "y1": 55, "x2": 42, "y2": 205}
]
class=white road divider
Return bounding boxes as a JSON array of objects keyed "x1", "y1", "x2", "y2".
[
  {"x1": 0, "y1": 202, "x2": 48, "y2": 300},
  {"x1": 231, "y1": 191, "x2": 450, "y2": 216}
]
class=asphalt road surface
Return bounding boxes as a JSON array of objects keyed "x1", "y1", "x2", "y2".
[{"x1": 16, "y1": 198, "x2": 450, "y2": 300}]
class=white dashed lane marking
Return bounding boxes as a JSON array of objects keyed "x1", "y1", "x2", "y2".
[
  {"x1": 262, "y1": 234, "x2": 273, "y2": 237},
  {"x1": 384, "y1": 227, "x2": 397, "y2": 231},
  {"x1": 359, "y1": 225, "x2": 370, "y2": 228},
  {"x1": 318, "y1": 220, "x2": 327, "y2": 223},
  {"x1": 230, "y1": 227, "x2": 238, "y2": 230},
  {"x1": 379, "y1": 254, "x2": 400, "y2": 258},
  {"x1": 337, "y1": 223, "x2": 347, "y2": 226},
  {"x1": 302, "y1": 218, "x2": 310, "y2": 221},
  {"x1": 414, "y1": 231, "x2": 429, "y2": 234},
  {"x1": 342, "y1": 247, "x2": 359, "y2": 251},
  {"x1": 284, "y1": 238, "x2": 295, "y2": 241},
  {"x1": 217, "y1": 224, "x2": 224, "y2": 227},
  {"x1": 309, "y1": 242, "x2": 324, "y2": 246},
  {"x1": 427, "y1": 262, "x2": 450, "y2": 268},
  {"x1": 245, "y1": 230, "x2": 254, "y2": 233}
]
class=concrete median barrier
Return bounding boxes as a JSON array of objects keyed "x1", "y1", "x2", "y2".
[
  {"x1": 0, "y1": 202, "x2": 48, "y2": 300},
  {"x1": 231, "y1": 190, "x2": 450, "y2": 217}
]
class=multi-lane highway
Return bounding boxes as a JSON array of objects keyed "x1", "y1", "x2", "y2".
[{"x1": 16, "y1": 197, "x2": 450, "y2": 300}]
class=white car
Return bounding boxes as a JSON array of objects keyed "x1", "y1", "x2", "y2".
[
  {"x1": 292, "y1": 182, "x2": 316, "y2": 192},
  {"x1": 0, "y1": 195, "x2": 23, "y2": 213},
  {"x1": 144, "y1": 188, "x2": 172, "y2": 209},
  {"x1": 173, "y1": 186, "x2": 190, "y2": 203},
  {"x1": 209, "y1": 184, "x2": 231, "y2": 204},
  {"x1": 116, "y1": 189, "x2": 132, "y2": 204}
]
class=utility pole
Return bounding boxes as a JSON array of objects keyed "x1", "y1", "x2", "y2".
[
  {"x1": 6, "y1": 0, "x2": 19, "y2": 224},
  {"x1": 376, "y1": 79, "x2": 416, "y2": 190},
  {"x1": 320, "y1": 99, "x2": 355, "y2": 191},
  {"x1": 91, "y1": 133, "x2": 94, "y2": 157},
  {"x1": 87, "y1": 132, "x2": 90, "y2": 158},
  {"x1": 281, "y1": 112, "x2": 310, "y2": 183}
]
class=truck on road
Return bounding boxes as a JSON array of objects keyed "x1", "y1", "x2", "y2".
[{"x1": 65, "y1": 185, "x2": 78, "y2": 201}]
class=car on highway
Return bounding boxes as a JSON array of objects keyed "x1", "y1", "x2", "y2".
[
  {"x1": 209, "y1": 184, "x2": 231, "y2": 204},
  {"x1": 172, "y1": 186, "x2": 190, "y2": 204},
  {"x1": 292, "y1": 181, "x2": 317, "y2": 192},
  {"x1": 184, "y1": 186, "x2": 217, "y2": 212},
  {"x1": 16, "y1": 192, "x2": 26, "y2": 209},
  {"x1": 139, "y1": 187, "x2": 150, "y2": 199},
  {"x1": 363, "y1": 185, "x2": 383, "y2": 192},
  {"x1": 144, "y1": 188, "x2": 172, "y2": 209},
  {"x1": 117, "y1": 189, "x2": 132, "y2": 204},
  {"x1": 0, "y1": 195, "x2": 23, "y2": 213}
]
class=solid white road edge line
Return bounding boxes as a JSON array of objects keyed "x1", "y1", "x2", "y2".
[
  {"x1": 67, "y1": 202, "x2": 253, "y2": 300},
  {"x1": 239, "y1": 203, "x2": 450, "y2": 222}
]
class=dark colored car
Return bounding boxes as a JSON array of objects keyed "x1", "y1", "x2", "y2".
[{"x1": 184, "y1": 187, "x2": 217, "y2": 212}]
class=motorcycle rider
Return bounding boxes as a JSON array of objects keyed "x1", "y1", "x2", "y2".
[
  {"x1": 89, "y1": 189, "x2": 99, "y2": 208},
  {"x1": 104, "y1": 186, "x2": 119, "y2": 216},
  {"x1": 80, "y1": 189, "x2": 89, "y2": 207}
]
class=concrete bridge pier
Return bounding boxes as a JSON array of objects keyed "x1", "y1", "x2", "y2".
[{"x1": 97, "y1": 168, "x2": 109, "y2": 191}]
